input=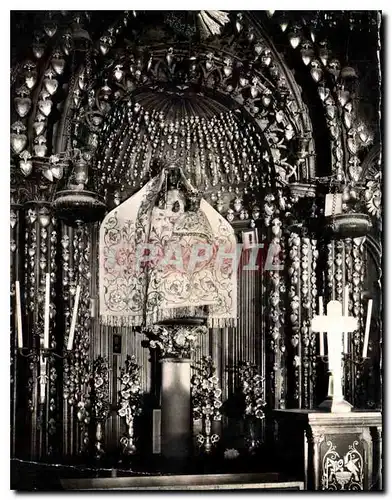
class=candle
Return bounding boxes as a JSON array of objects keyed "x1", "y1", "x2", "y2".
[
  {"x1": 15, "y1": 281, "x2": 23, "y2": 349},
  {"x1": 343, "y1": 285, "x2": 349, "y2": 354},
  {"x1": 40, "y1": 356, "x2": 47, "y2": 405},
  {"x1": 67, "y1": 285, "x2": 81, "y2": 351},
  {"x1": 318, "y1": 296, "x2": 324, "y2": 356},
  {"x1": 43, "y1": 273, "x2": 50, "y2": 349},
  {"x1": 362, "y1": 299, "x2": 373, "y2": 358}
]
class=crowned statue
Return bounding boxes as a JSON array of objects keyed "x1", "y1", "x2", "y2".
[{"x1": 99, "y1": 161, "x2": 237, "y2": 329}]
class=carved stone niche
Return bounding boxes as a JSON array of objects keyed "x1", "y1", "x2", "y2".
[{"x1": 273, "y1": 409, "x2": 382, "y2": 491}]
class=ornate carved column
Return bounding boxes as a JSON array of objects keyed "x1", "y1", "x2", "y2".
[
  {"x1": 347, "y1": 238, "x2": 367, "y2": 408},
  {"x1": 285, "y1": 183, "x2": 319, "y2": 409},
  {"x1": 61, "y1": 224, "x2": 92, "y2": 458},
  {"x1": 321, "y1": 183, "x2": 374, "y2": 408},
  {"x1": 263, "y1": 193, "x2": 286, "y2": 411},
  {"x1": 300, "y1": 236, "x2": 318, "y2": 408},
  {"x1": 23, "y1": 200, "x2": 58, "y2": 459},
  {"x1": 322, "y1": 234, "x2": 368, "y2": 408},
  {"x1": 288, "y1": 231, "x2": 301, "y2": 406}
]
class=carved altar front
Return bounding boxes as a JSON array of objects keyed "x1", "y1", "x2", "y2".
[{"x1": 274, "y1": 410, "x2": 382, "y2": 491}]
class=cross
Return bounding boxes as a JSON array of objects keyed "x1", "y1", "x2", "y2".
[
  {"x1": 312, "y1": 300, "x2": 357, "y2": 339},
  {"x1": 311, "y1": 300, "x2": 358, "y2": 412}
]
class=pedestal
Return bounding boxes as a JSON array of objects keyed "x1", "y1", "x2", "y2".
[
  {"x1": 274, "y1": 410, "x2": 382, "y2": 491},
  {"x1": 160, "y1": 358, "x2": 191, "y2": 460},
  {"x1": 318, "y1": 369, "x2": 353, "y2": 413}
]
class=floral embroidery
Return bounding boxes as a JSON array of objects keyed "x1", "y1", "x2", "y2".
[{"x1": 99, "y1": 171, "x2": 237, "y2": 327}]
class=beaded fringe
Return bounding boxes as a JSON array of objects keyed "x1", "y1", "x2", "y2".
[{"x1": 100, "y1": 309, "x2": 236, "y2": 329}]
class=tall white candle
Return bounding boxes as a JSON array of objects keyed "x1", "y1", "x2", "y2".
[
  {"x1": 15, "y1": 281, "x2": 23, "y2": 349},
  {"x1": 362, "y1": 299, "x2": 373, "y2": 358},
  {"x1": 67, "y1": 285, "x2": 81, "y2": 351},
  {"x1": 343, "y1": 285, "x2": 349, "y2": 354},
  {"x1": 318, "y1": 296, "x2": 324, "y2": 356},
  {"x1": 43, "y1": 273, "x2": 50, "y2": 349}
]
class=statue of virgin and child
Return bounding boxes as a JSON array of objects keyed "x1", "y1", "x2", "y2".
[{"x1": 99, "y1": 160, "x2": 237, "y2": 329}]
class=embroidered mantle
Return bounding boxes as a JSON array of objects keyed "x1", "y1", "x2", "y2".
[{"x1": 99, "y1": 170, "x2": 237, "y2": 328}]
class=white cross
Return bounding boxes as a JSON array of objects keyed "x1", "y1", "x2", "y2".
[
  {"x1": 311, "y1": 300, "x2": 358, "y2": 403},
  {"x1": 312, "y1": 300, "x2": 357, "y2": 339}
]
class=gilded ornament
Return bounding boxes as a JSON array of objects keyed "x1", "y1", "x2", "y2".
[
  {"x1": 34, "y1": 138, "x2": 47, "y2": 158},
  {"x1": 310, "y1": 60, "x2": 323, "y2": 82},
  {"x1": 288, "y1": 29, "x2": 301, "y2": 49},
  {"x1": 33, "y1": 121, "x2": 46, "y2": 136},
  {"x1": 318, "y1": 86, "x2": 330, "y2": 101},
  {"x1": 14, "y1": 96, "x2": 32, "y2": 118},
  {"x1": 44, "y1": 21, "x2": 57, "y2": 38},
  {"x1": 38, "y1": 98, "x2": 52, "y2": 117},
  {"x1": 11, "y1": 133, "x2": 27, "y2": 155},
  {"x1": 51, "y1": 55, "x2": 65, "y2": 76},
  {"x1": 32, "y1": 43, "x2": 45, "y2": 59},
  {"x1": 43, "y1": 75, "x2": 58, "y2": 96},
  {"x1": 25, "y1": 75, "x2": 37, "y2": 93}
]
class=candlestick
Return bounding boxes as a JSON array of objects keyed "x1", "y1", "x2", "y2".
[
  {"x1": 15, "y1": 281, "x2": 23, "y2": 349},
  {"x1": 39, "y1": 355, "x2": 47, "y2": 405},
  {"x1": 67, "y1": 285, "x2": 81, "y2": 351},
  {"x1": 43, "y1": 273, "x2": 50, "y2": 349},
  {"x1": 311, "y1": 300, "x2": 357, "y2": 412},
  {"x1": 343, "y1": 285, "x2": 349, "y2": 353},
  {"x1": 318, "y1": 296, "x2": 324, "y2": 356},
  {"x1": 362, "y1": 299, "x2": 373, "y2": 358}
]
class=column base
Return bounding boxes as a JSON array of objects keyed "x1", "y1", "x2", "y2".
[{"x1": 318, "y1": 397, "x2": 353, "y2": 413}]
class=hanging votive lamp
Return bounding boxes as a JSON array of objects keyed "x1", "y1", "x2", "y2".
[
  {"x1": 53, "y1": 153, "x2": 106, "y2": 226},
  {"x1": 324, "y1": 185, "x2": 372, "y2": 239},
  {"x1": 325, "y1": 212, "x2": 372, "y2": 239},
  {"x1": 339, "y1": 66, "x2": 359, "y2": 98},
  {"x1": 340, "y1": 66, "x2": 358, "y2": 81},
  {"x1": 70, "y1": 17, "x2": 92, "y2": 52}
]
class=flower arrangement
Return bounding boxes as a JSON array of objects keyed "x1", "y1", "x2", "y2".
[
  {"x1": 91, "y1": 356, "x2": 110, "y2": 422},
  {"x1": 224, "y1": 448, "x2": 240, "y2": 460},
  {"x1": 118, "y1": 355, "x2": 143, "y2": 425},
  {"x1": 118, "y1": 355, "x2": 143, "y2": 455},
  {"x1": 191, "y1": 356, "x2": 222, "y2": 421},
  {"x1": 144, "y1": 324, "x2": 207, "y2": 358},
  {"x1": 238, "y1": 361, "x2": 266, "y2": 420},
  {"x1": 76, "y1": 395, "x2": 91, "y2": 452}
]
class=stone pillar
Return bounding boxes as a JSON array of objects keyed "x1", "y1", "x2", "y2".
[{"x1": 160, "y1": 358, "x2": 191, "y2": 460}]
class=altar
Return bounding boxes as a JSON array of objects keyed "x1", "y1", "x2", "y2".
[
  {"x1": 273, "y1": 410, "x2": 382, "y2": 491},
  {"x1": 60, "y1": 473, "x2": 304, "y2": 491},
  {"x1": 10, "y1": 9, "x2": 382, "y2": 492}
]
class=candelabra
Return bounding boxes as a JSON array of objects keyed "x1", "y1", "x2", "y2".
[
  {"x1": 17, "y1": 347, "x2": 74, "y2": 405},
  {"x1": 317, "y1": 354, "x2": 370, "y2": 412},
  {"x1": 196, "y1": 417, "x2": 220, "y2": 454}
]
